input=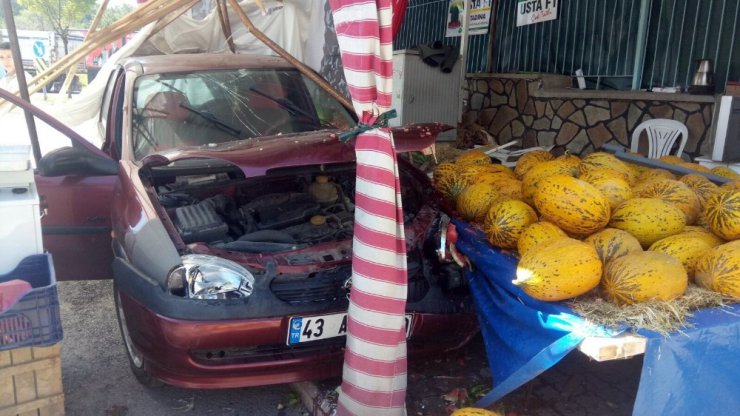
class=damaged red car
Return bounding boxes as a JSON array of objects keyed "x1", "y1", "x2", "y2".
[{"x1": 3, "y1": 53, "x2": 477, "y2": 389}]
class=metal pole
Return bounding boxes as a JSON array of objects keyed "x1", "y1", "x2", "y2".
[
  {"x1": 457, "y1": 0, "x2": 470, "y2": 125},
  {"x1": 631, "y1": 0, "x2": 650, "y2": 90},
  {"x1": 2, "y1": 0, "x2": 41, "y2": 162}
]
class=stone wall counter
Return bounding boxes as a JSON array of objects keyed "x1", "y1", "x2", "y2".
[{"x1": 463, "y1": 73, "x2": 718, "y2": 158}]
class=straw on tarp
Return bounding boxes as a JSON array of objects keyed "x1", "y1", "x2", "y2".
[{"x1": 569, "y1": 286, "x2": 738, "y2": 336}]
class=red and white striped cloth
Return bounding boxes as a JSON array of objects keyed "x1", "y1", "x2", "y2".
[{"x1": 329, "y1": 0, "x2": 408, "y2": 414}]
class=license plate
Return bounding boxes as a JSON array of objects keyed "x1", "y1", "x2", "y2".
[{"x1": 287, "y1": 313, "x2": 413, "y2": 345}]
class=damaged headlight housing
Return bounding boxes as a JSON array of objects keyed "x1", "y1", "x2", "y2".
[{"x1": 167, "y1": 254, "x2": 255, "y2": 299}]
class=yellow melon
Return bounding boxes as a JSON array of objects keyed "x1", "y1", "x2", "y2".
[
  {"x1": 432, "y1": 162, "x2": 457, "y2": 186},
  {"x1": 556, "y1": 153, "x2": 582, "y2": 171},
  {"x1": 679, "y1": 173, "x2": 721, "y2": 207},
  {"x1": 514, "y1": 150, "x2": 554, "y2": 179},
  {"x1": 579, "y1": 167, "x2": 633, "y2": 184},
  {"x1": 435, "y1": 172, "x2": 468, "y2": 203},
  {"x1": 579, "y1": 152, "x2": 638, "y2": 184},
  {"x1": 517, "y1": 221, "x2": 568, "y2": 256},
  {"x1": 587, "y1": 176, "x2": 633, "y2": 210},
  {"x1": 703, "y1": 190, "x2": 740, "y2": 240},
  {"x1": 658, "y1": 155, "x2": 684, "y2": 164},
  {"x1": 694, "y1": 241, "x2": 740, "y2": 298},
  {"x1": 514, "y1": 238, "x2": 602, "y2": 301},
  {"x1": 677, "y1": 162, "x2": 712, "y2": 173},
  {"x1": 636, "y1": 168, "x2": 676, "y2": 184},
  {"x1": 521, "y1": 160, "x2": 578, "y2": 204},
  {"x1": 475, "y1": 174, "x2": 523, "y2": 201},
  {"x1": 609, "y1": 198, "x2": 686, "y2": 247},
  {"x1": 456, "y1": 183, "x2": 503, "y2": 223},
  {"x1": 484, "y1": 200, "x2": 538, "y2": 249},
  {"x1": 478, "y1": 163, "x2": 515, "y2": 177},
  {"x1": 585, "y1": 228, "x2": 643, "y2": 264},
  {"x1": 721, "y1": 180, "x2": 740, "y2": 191},
  {"x1": 459, "y1": 163, "x2": 498, "y2": 186},
  {"x1": 711, "y1": 166, "x2": 740, "y2": 180},
  {"x1": 680, "y1": 226, "x2": 725, "y2": 247},
  {"x1": 649, "y1": 234, "x2": 716, "y2": 279},
  {"x1": 601, "y1": 251, "x2": 688, "y2": 305},
  {"x1": 533, "y1": 175, "x2": 611, "y2": 235},
  {"x1": 455, "y1": 149, "x2": 492, "y2": 165},
  {"x1": 451, "y1": 408, "x2": 503, "y2": 416},
  {"x1": 634, "y1": 179, "x2": 702, "y2": 224}
]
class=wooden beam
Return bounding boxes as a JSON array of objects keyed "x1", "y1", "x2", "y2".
[
  {"x1": 0, "y1": 0, "x2": 199, "y2": 107},
  {"x1": 577, "y1": 334, "x2": 646, "y2": 362},
  {"x1": 217, "y1": 0, "x2": 236, "y2": 53}
]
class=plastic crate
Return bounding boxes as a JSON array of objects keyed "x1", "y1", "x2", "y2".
[{"x1": 0, "y1": 254, "x2": 62, "y2": 351}]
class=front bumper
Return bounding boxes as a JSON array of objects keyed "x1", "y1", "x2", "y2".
[{"x1": 118, "y1": 290, "x2": 478, "y2": 389}]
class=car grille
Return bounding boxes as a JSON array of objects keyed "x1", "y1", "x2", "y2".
[
  {"x1": 270, "y1": 265, "x2": 351, "y2": 304},
  {"x1": 191, "y1": 338, "x2": 345, "y2": 365}
]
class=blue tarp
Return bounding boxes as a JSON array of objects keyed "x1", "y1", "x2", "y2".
[{"x1": 452, "y1": 219, "x2": 740, "y2": 415}]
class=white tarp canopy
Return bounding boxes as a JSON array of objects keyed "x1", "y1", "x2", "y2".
[{"x1": 5, "y1": 0, "x2": 329, "y2": 149}]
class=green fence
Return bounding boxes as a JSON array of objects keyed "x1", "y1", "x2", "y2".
[{"x1": 491, "y1": 0, "x2": 738, "y2": 92}]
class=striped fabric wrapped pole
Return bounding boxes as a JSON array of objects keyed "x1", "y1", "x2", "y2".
[{"x1": 329, "y1": 0, "x2": 408, "y2": 414}]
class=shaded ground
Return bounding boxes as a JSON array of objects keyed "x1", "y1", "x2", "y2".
[
  {"x1": 317, "y1": 333, "x2": 642, "y2": 416},
  {"x1": 58, "y1": 280, "x2": 309, "y2": 416}
]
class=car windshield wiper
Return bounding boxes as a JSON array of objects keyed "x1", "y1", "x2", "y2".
[
  {"x1": 248, "y1": 88, "x2": 322, "y2": 126},
  {"x1": 179, "y1": 103, "x2": 242, "y2": 138}
]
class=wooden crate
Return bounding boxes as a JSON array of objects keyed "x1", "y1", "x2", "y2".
[{"x1": 0, "y1": 344, "x2": 64, "y2": 416}]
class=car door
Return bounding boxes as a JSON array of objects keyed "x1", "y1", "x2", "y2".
[{"x1": 0, "y1": 73, "x2": 121, "y2": 281}]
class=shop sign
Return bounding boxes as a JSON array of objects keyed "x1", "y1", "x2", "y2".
[
  {"x1": 516, "y1": 0, "x2": 558, "y2": 27},
  {"x1": 446, "y1": 0, "x2": 492, "y2": 37}
]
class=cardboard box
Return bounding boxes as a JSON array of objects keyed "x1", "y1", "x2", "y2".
[
  {"x1": 726, "y1": 81, "x2": 740, "y2": 96},
  {"x1": 0, "y1": 344, "x2": 65, "y2": 416}
]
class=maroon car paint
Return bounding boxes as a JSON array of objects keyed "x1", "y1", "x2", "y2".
[{"x1": 1, "y1": 56, "x2": 478, "y2": 390}]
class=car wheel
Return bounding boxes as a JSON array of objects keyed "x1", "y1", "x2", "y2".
[{"x1": 113, "y1": 284, "x2": 162, "y2": 387}]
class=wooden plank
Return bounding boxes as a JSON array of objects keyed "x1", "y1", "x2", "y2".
[
  {"x1": 0, "y1": 357, "x2": 60, "y2": 379},
  {"x1": 577, "y1": 334, "x2": 647, "y2": 362},
  {"x1": 0, "y1": 370, "x2": 14, "y2": 408},
  {"x1": 0, "y1": 345, "x2": 63, "y2": 416},
  {"x1": 30, "y1": 345, "x2": 60, "y2": 360},
  {"x1": 290, "y1": 381, "x2": 333, "y2": 416},
  {"x1": 0, "y1": 394, "x2": 65, "y2": 416}
]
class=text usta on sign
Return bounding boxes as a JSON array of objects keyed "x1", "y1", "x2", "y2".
[{"x1": 516, "y1": 0, "x2": 558, "y2": 27}]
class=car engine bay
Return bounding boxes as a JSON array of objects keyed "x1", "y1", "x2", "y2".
[{"x1": 147, "y1": 161, "x2": 425, "y2": 253}]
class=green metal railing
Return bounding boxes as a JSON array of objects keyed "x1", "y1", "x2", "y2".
[{"x1": 491, "y1": 0, "x2": 739, "y2": 92}]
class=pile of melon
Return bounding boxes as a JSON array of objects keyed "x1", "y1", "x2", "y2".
[{"x1": 433, "y1": 149, "x2": 740, "y2": 304}]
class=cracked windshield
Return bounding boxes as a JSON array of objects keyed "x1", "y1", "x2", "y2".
[{"x1": 132, "y1": 68, "x2": 356, "y2": 159}]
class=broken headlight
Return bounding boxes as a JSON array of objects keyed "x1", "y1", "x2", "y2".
[{"x1": 168, "y1": 254, "x2": 255, "y2": 299}]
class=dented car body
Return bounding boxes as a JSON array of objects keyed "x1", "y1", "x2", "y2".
[{"x1": 5, "y1": 54, "x2": 477, "y2": 388}]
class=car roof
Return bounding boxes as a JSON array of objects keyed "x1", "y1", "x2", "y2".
[{"x1": 121, "y1": 53, "x2": 296, "y2": 75}]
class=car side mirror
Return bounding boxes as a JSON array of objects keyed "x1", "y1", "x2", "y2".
[{"x1": 38, "y1": 146, "x2": 118, "y2": 177}]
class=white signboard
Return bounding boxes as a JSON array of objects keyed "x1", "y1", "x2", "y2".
[
  {"x1": 446, "y1": 0, "x2": 492, "y2": 38},
  {"x1": 516, "y1": 0, "x2": 559, "y2": 27}
]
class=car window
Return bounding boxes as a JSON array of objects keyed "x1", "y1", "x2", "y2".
[{"x1": 130, "y1": 69, "x2": 356, "y2": 160}]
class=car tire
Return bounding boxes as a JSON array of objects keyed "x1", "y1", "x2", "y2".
[{"x1": 113, "y1": 283, "x2": 162, "y2": 387}]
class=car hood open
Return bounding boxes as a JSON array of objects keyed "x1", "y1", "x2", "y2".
[{"x1": 141, "y1": 123, "x2": 451, "y2": 177}]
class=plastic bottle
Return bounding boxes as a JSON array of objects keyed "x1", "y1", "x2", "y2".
[{"x1": 309, "y1": 175, "x2": 338, "y2": 205}]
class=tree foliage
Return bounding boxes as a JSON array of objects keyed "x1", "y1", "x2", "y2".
[
  {"x1": 0, "y1": 0, "x2": 22, "y2": 28},
  {"x1": 100, "y1": 4, "x2": 135, "y2": 29},
  {"x1": 17, "y1": 0, "x2": 97, "y2": 53}
]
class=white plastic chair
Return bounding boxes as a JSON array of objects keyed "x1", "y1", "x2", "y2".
[{"x1": 630, "y1": 119, "x2": 689, "y2": 159}]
